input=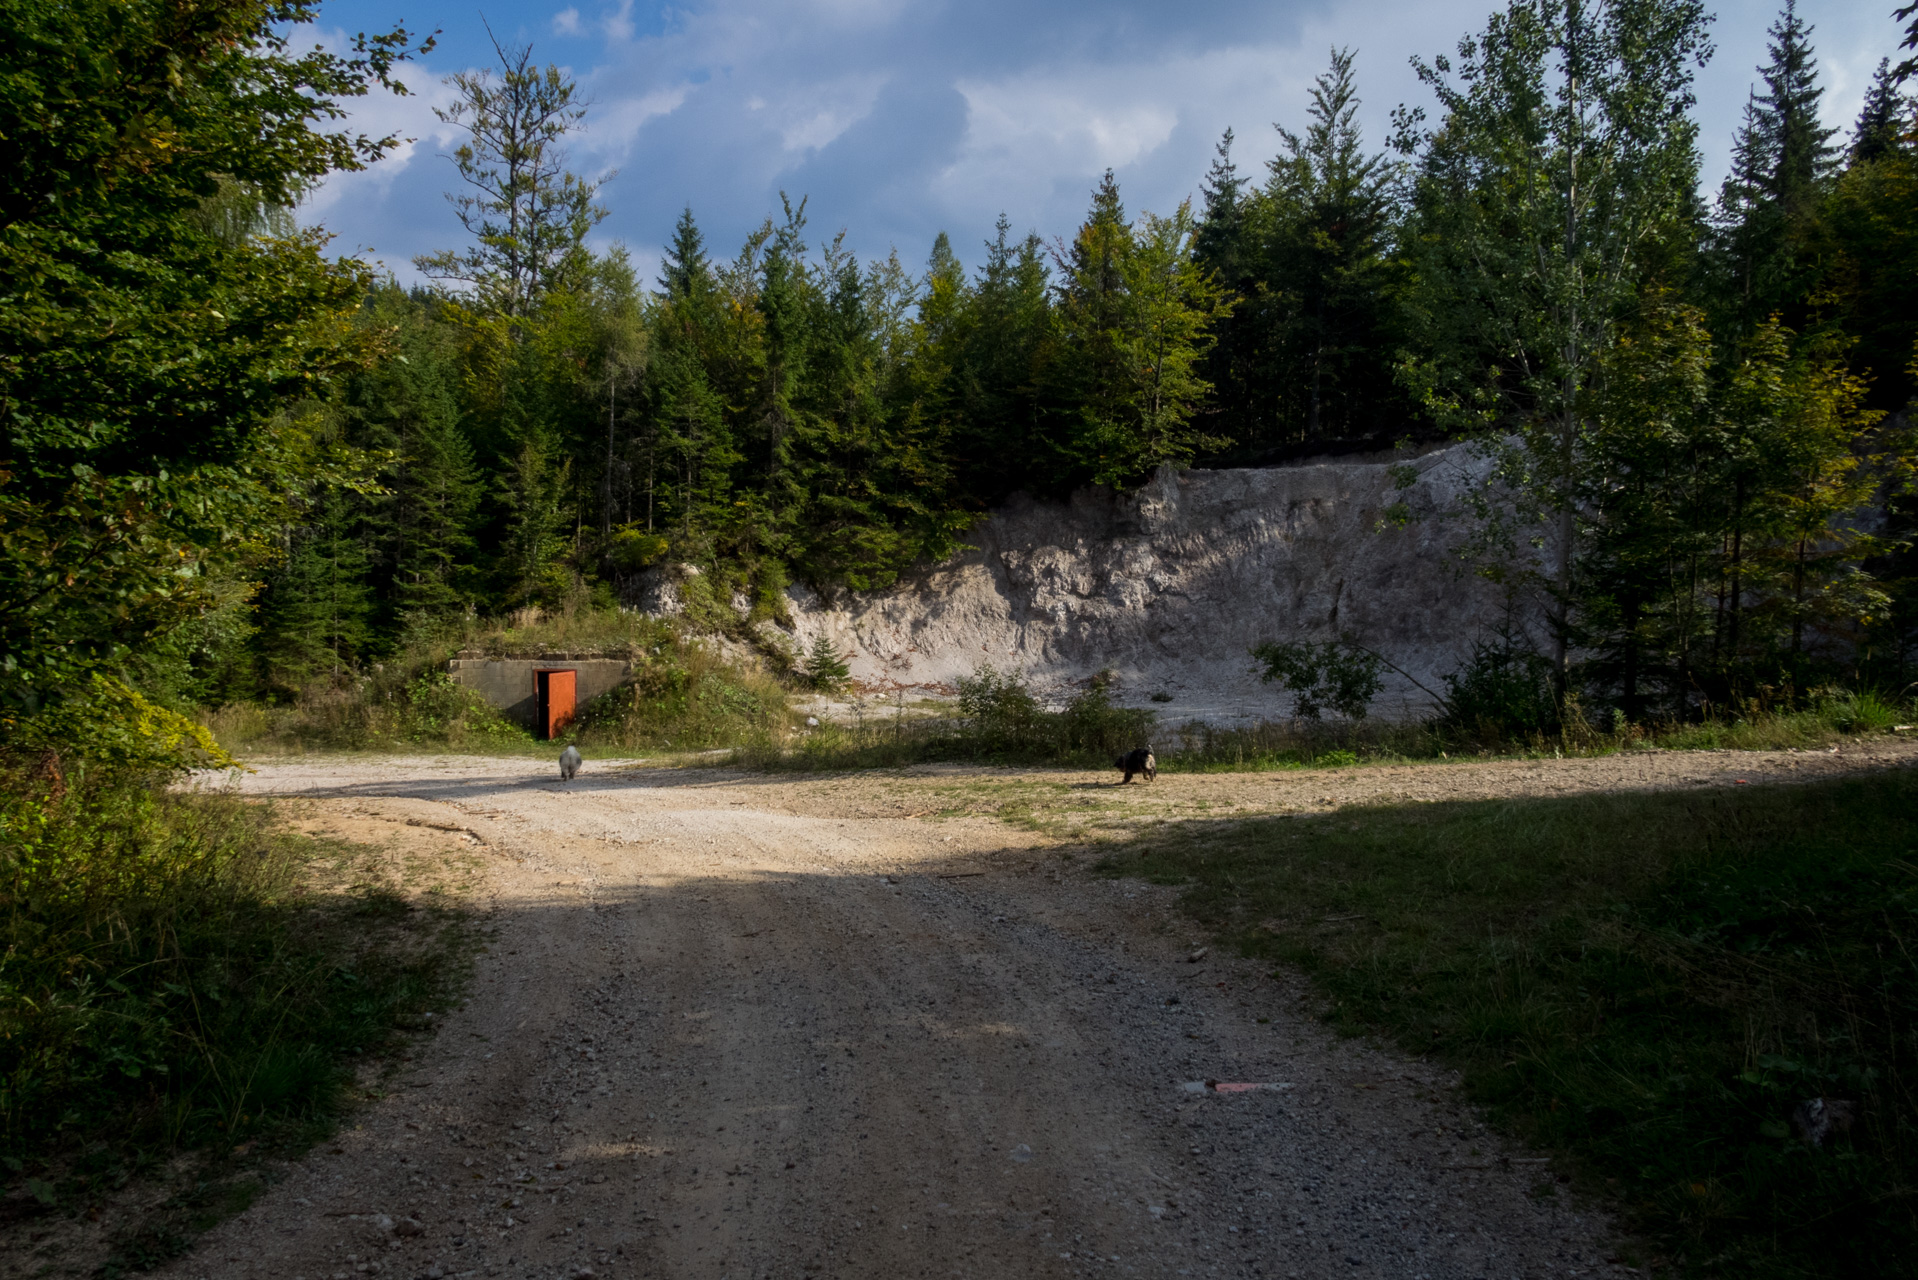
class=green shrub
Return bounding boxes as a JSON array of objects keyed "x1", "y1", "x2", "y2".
[
  {"x1": 1823, "y1": 688, "x2": 1902, "y2": 733},
  {"x1": 1059, "y1": 670, "x2": 1155, "y2": 756},
  {"x1": 1250, "y1": 639, "x2": 1384, "y2": 720},
  {"x1": 390, "y1": 671, "x2": 528, "y2": 746},
  {"x1": 570, "y1": 642, "x2": 790, "y2": 751},
  {"x1": 1437, "y1": 637, "x2": 1560, "y2": 742},
  {"x1": 954, "y1": 665, "x2": 1046, "y2": 749},
  {"x1": 801, "y1": 634, "x2": 852, "y2": 692},
  {"x1": 0, "y1": 768, "x2": 461, "y2": 1181}
]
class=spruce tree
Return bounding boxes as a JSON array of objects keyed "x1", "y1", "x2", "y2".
[
  {"x1": 1261, "y1": 47, "x2": 1403, "y2": 444},
  {"x1": 1193, "y1": 130, "x2": 1246, "y2": 280},
  {"x1": 658, "y1": 207, "x2": 713, "y2": 298},
  {"x1": 944, "y1": 215, "x2": 1058, "y2": 503},
  {"x1": 497, "y1": 437, "x2": 573, "y2": 608},
  {"x1": 1711, "y1": 1, "x2": 1837, "y2": 341},
  {"x1": 926, "y1": 231, "x2": 962, "y2": 291},
  {"x1": 256, "y1": 487, "x2": 374, "y2": 692},
  {"x1": 1056, "y1": 173, "x2": 1230, "y2": 488},
  {"x1": 391, "y1": 380, "x2": 481, "y2": 620},
  {"x1": 1851, "y1": 58, "x2": 1908, "y2": 163},
  {"x1": 1192, "y1": 130, "x2": 1265, "y2": 455}
]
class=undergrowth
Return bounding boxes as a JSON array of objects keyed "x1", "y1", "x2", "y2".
[
  {"x1": 200, "y1": 607, "x2": 793, "y2": 756},
  {"x1": 0, "y1": 766, "x2": 467, "y2": 1250},
  {"x1": 569, "y1": 641, "x2": 790, "y2": 751},
  {"x1": 1103, "y1": 772, "x2": 1918, "y2": 1278}
]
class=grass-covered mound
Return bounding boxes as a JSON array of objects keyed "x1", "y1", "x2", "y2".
[
  {"x1": 1105, "y1": 771, "x2": 1918, "y2": 1278},
  {"x1": 202, "y1": 607, "x2": 792, "y2": 756}
]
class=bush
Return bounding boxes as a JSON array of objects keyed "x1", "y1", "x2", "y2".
[
  {"x1": 570, "y1": 641, "x2": 790, "y2": 752},
  {"x1": 1437, "y1": 637, "x2": 1560, "y2": 743},
  {"x1": 0, "y1": 766, "x2": 461, "y2": 1185},
  {"x1": 954, "y1": 665, "x2": 1046, "y2": 750},
  {"x1": 1059, "y1": 670, "x2": 1156, "y2": 756},
  {"x1": 1250, "y1": 640, "x2": 1383, "y2": 720}
]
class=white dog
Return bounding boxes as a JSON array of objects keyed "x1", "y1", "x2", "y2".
[{"x1": 559, "y1": 745, "x2": 582, "y2": 781}]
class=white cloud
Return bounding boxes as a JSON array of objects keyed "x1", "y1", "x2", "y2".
[
  {"x1": 602, "y1": 0, "x2": 636, "y2": 43},
  {"x1": 770, "y1": 74, "x2": 889, "y2": 152},
  {"x1": 301, "y1": 0, "x2": 1907, "y2": 289},
  {"x1": 590, "y1": 86, "x2": 693, "y2": 161},
  {"x1": 957, "y1": 74, "x2": 1181, "y2": 173}
]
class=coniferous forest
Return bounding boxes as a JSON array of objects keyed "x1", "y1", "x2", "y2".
[
  {"x1": 12, "y1": 9, "x2": 1918, "y2": 1272},
  {"x1": 4, "y1": 0, "x2": 1918, "y2": 724}
]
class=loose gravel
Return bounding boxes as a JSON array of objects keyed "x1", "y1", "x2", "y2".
[{"x1": 135, "y1": 743, "x2": 1918, "y2": 1280}]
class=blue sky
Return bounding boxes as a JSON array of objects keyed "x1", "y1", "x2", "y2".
[{"x1": 299, "y1": 0, "x2": 1910, "y2": 289}]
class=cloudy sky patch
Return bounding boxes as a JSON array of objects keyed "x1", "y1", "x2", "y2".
[{"x1": 299, "y1": 0, "x2": 1908, "y2": 284}]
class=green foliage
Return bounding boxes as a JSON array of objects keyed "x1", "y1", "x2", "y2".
[
  {"x1": 1196, "y1": 49, "x2": 1411, "y2": 453},
  {"x1": 1397, "y1": 0, "x2": 1711, "y2": 676},
  {"x1": 800, "y1": 634, "x2": 851, "y2": 692},
  {"x1": 569, "y1": 641, "x2": 788, "y2": 752},
  {"x1": 1708, "y1": 0, "x2": 1841, "y2": 350},
  {"x1": 5, "y1": 674, "x2": 240, "y2": 776},
  {"x1": 1104, "y1": 772, "x2": 1918, "y2": 1278},
  {"x1": 412, "y1": 32, "x2": 605, "y2": 318},
  {"x1": 253, "y1": 485, "x2": 376, "y2": 694},
  {"x1": 1250, "y1": 639, "x2": 1384, "y2": 720},
  {"x1": 1054, "y1": 175, "x2": 1233, "y2": 487},
  {"x1": 0, "y1": 0, "x2": 430, "y2": 710},
  {"x1": 0, "y1": 771, "x2": 463, "y2": 1180},
  {"x1": 1437, "y1": 638, "x2": 1561, "y2": 742},
  {"x1": 606, "y1": 526, "x2": 670, "y2": 572}
]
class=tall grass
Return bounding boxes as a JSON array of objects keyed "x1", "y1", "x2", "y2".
[
  {"x1": 0, "y1": 767, "x2": 463, "y2": 1198},
  {"x1": 569, "y1": 641, "x2": 791, "y2": 752},
  {"x1": 1106, "y1": 773, "x2": 1918, "y2": 1278}
]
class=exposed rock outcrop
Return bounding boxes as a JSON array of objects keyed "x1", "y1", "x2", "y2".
[{"x1": 636, "y1": 443, "x2": 1532, "y2": 722}]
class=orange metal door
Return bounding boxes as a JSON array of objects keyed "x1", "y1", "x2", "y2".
[{"x1": 534, "y1": 669, "x2": 577, "y2": 740}]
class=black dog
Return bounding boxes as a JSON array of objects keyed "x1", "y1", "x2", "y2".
[{"x1": 1115, "y1": 745, "x2": 1157, "y2": 784}]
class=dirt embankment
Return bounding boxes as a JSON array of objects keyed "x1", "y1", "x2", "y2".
[{"x1": 47, "y1": 740, "x2": 1909, "y2": 1280}]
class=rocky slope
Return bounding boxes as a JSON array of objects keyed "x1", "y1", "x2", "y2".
[{"x1": 647, "y1": 444, "x2": 1528, "y2": 722}]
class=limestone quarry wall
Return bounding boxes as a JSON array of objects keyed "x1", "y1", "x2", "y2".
[{"x1": 681, "y1": 442, "x2": 1524, "y2": 724}]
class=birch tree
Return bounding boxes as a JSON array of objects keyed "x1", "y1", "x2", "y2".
[{"x1": 1396, "y1": 0, "x2": 1712, "y2": 684}]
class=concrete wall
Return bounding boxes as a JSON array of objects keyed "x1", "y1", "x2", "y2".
[{"x1": 449, "y1": 658, "x2": 634, "y2": 729}]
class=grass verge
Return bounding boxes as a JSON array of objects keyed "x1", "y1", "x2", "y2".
[
  {"x1": 1101, "y1": 771, "x2": 1918, "y2": 1279},
  {"x1": 0, "y1": 769, "x2": 471, "y2": 1271}
]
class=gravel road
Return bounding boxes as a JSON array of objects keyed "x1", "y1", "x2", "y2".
[{"x1": 151, "y1": 742, "x2": 1918, "y2": 1280}]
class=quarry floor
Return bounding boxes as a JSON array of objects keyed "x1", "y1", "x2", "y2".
[{"x1": 154, "y1": 739, "x2": 1918, "y2": 1280}]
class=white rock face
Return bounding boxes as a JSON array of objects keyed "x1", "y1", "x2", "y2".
[{"x1": 771, "y1": 444, "x2": 1528, "y2": 723}]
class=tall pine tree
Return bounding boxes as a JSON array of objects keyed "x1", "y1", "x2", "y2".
[{"x1": 1710, "y1": 1, "x2": 1839, "y2": 345}]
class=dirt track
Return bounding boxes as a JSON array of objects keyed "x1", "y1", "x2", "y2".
[{"x1": 150, "y1": 741, "x2": 1918, "y2": 1280}]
